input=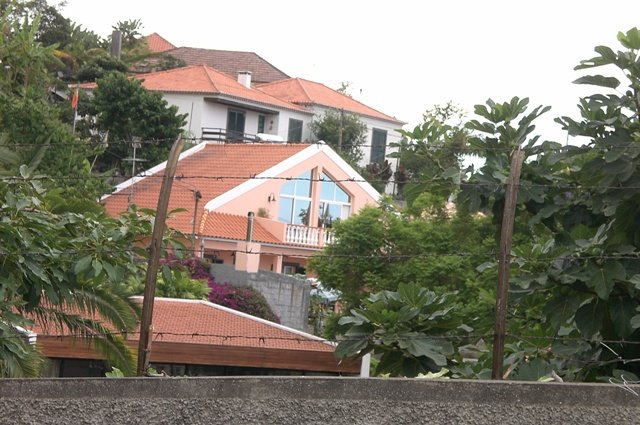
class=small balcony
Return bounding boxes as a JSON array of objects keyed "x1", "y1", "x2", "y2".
[
  {"x1": 285, "y1": 224, "x2": 334, "y2": 247},
  {"x1": 202, "y1": 127, "x2": 259, "y2": 143}
]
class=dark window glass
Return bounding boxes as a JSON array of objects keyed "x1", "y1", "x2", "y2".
[
  {"x1": 227, "y1": 110, "x2": 246, "y2": 139},
  {"x1": 288, "y1": 118, "x2": 303, "y2": 141},
  {"x1": 371, "y1": 128, "x2": 387, "y2": 164}
]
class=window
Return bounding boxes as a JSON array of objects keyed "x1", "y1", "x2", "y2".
[
  {"x1": 258, "y1": 115, "x2": 265, "y2": 133},
  {"x1": 288, "y1": 118, "x2": 303, "y2": 142},
  {"x1": 318, "y1": 172, "x2": 351, "y2": 228},
  {"x1": 278, "y1": 170, "x2": 312, "y2": 225},
  {"x1": 227, "y1": 109, "x2": 246, "y2": 140},
  {"x1": 370, "y1": 128, "x2": 387, "y2": 164}
]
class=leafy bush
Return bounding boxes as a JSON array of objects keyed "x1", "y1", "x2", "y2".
[
  {"x1": 208, "y1": 283, "x2": 279, "y2": 323},
  {"x1": 161, "y1": 256, "x2": 280, "y2": 323}
]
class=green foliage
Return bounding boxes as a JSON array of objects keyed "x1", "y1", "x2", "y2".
[
  {"x1": 111, "y1": 18, "x2": 144, "y2": 51},
  {"x1": 0, "y1": 321, "x2": 44, "y2": 378},
  {"x1": 335, "y1": 283, "x2": 465, "y2": 377},
  {"x1": 389, "y1": 102, "x2": 468, "y2": 204},
  {"x1": 124, "y1": 269, "x2": 211, "y2": 300},
  {"x1": 208, "y1": 282, "x2": 280, "y2": 323},
  {"x1": 309, "y1": 109, "x2": 367, "y2": 166},
  {"x1": 0, "y1": 8, "x2": 106, "y2": 198},
  {"x1": 105, "y1": 366, "x2": 124, "y2": 378},
  {"x1": 309, "y1": 204, "x2": 493, "y2": 313},
  {"x1": 88, "y1": 72, "x2": 187, "y2": 174},
  {"x1": 0, "y1": 172, "x2": 159, "y2": 377},
  {"x1": 75, "y1": 51, "x2": 128, "y2": 82},
  {"x1": 441, "y1": 28, "x2": 640, "y2": 381},
  {"x1": 0, "y1": 7, "x2": 61, "y2": 95}
]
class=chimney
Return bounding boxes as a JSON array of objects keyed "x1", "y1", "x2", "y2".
[{"x1": 237, "y1": 71, "x2": 252, "y2": 88}]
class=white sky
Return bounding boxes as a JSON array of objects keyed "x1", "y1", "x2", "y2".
[{"x1": 62, "y1": 0, "x2": 640, "y2": 143}]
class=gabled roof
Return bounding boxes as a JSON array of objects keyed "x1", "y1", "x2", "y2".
[
  {"x1": 166, "y1": 47, "x2": 289, "y2": 84},
  {"x1": 144, "y1": 33, "x2": 176, "y2": 53},
  {"x1": 79, "y1": 65, "x2": 310, "y2": 114},
  {"x1": 258, "y1": 78, "x2": 405, "y2": 124},
  {"x1": 102, "y1": 142, "x2": 310, "y2": 236}
]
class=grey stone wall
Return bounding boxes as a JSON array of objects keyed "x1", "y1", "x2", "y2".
[
  {"x1": 209, "y1": 264, "x2": 310, "y2": 331},
  {"x1": 1, "y1": 377, "x2": 638, "y2": 424}
]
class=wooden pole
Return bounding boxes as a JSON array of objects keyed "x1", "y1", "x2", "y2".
[
  {"x1": 337, "y1": 108, "x2": 344, "y2": 152},
  {"x1": 491, "y1": 148, "x2": 524, "y2": 380},
  {"x1": 136, "y1": 136, "x2": 185, "y2": 376}
]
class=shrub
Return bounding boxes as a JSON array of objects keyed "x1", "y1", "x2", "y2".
[{"x1": 163, "y1": 256, "x2": 280, "y2": 323}]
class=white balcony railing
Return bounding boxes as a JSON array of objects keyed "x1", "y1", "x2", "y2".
[{"x1": 285, "y1": 224, "x2": 334, "y2": 247}]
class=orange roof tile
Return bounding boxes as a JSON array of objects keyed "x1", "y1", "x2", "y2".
[
  {"x1": 144, "y1": 33, "x2": 176, "y2": 53},
  {"x1": 134, "y1": 297, "x2": 333, "y2": 351},
  {"x1": 30, "y1": 297, "x2": 333, "y2": 352},
  {"x1": 258, "y1": 78, "x2": 405, "y2": 124},
  {"x1": 166, "y1": 47, "x2": 289, "y2": 84},
  {"x1": 102, "y1": 143, "x2": 309, "y2": 240},
  {"x1": 200, "y1": 211, "x2": 280, "y2": 244},
  {"x1": 79, "y1": 65, "x2": 309, "y2": 114}
]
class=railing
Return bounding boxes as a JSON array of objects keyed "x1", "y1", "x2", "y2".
[
  {"x1": 285, "y1": 224, "x2": 334, "y2": 247},
  {"x1": 201, "y1": 128, "x2": 259, "y2": 143}
]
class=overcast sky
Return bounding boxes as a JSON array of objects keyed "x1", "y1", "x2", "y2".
[{"x1": 62, "y1": 0, "x2": 640, "y2": 143}]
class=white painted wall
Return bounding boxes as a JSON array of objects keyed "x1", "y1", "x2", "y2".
[
  {"x1": 307, "y1": 106, "x2": 404, "y2": 194},
  {"x1": 276, "y1": 109, "x2": 314, "y2": 142},
  {"x1": 201, "y1": 100, "x2": 229, "y2": 130},
  {"x1": 162, "y1": 93, "x2": 204, "y2": 139}
]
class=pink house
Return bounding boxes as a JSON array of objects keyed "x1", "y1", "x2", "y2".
[{"x1": 102, "y1": 141, "x2": 380, "y2": 275}]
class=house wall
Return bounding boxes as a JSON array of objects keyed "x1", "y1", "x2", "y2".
[
  {"x1": 310, "y1": 105, "x2": 404, "y2": 194},
  {"x1": 215, "y1": 149, "x2": 378, "y2": 222},
  {"x1": 197, "y1": 100, "x2": 312, "y2": 141},
  {"x1": 3, "y1": 377, "x2": 639, "y2": 425},
  {"x1": 162, "y1": 93, "x2": 204, "y2": 138},
  {"x1": 275, "y1": 109, "x2": 314, "y2": 141},
  {"x1": 209, "y1": 264, "x2": 310, "y2": 331},
  {"x1": 201, "y1": 100, "x2": 230, "y2": 130}
]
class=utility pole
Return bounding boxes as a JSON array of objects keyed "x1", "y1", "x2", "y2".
[
  {"x1": 491, "y1": 148, "x2": 524, "y2": 380},
  {"x1": 337, "y1": 108, "x2": 344, "y2": 152},
  {"x1": 137, "y1": 136, "x2": 185, "y2": 376},
  {"x1": 124, "y1": 137, "x2": 146, "y2": 205},
  {"x1": 191, "y1": 190, "x2": 202, "y2": 253}
]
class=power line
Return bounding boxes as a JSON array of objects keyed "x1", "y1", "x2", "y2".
[
  {"x1": 4, "y1": 172, "x2": 640, "y2": 193},
  {"x1": 2, "y1": 246, "x2": 639, "y2": 263}
]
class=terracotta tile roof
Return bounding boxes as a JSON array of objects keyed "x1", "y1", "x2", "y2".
[
  {"x1": 132, "y1": 297, "x2": 334, "y2": 351},
  {"x1": 102, "y1": 143, "x2": 309, "y2": 239},
  {"x1": 78, "y1": 65, "x2": 309, "y2": 114},
  {"x1": 144, "y1": 33, "x2": 176, "y2": 53},
  {"x1": 166, "y1": 47, "x2": 289, "y2": 84},
  {"x1": 258, "y1": 78, "x2": 405, "y2": 124},
  {"x1": 30, "y1": 297, "x2": 333, "y2": 352},
  {"x1": 200, "y1": 211, "x2": 280, "y2": 244}
]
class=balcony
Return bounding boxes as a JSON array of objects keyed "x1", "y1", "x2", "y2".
[
  {"x1": 285, "y1": 224, "x2": 334, "y2": 247},
  {"x1": 202, "y1": 127, "x2": 259, "y2": 143}
]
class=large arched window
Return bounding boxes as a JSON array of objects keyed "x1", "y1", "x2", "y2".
[
  {"x1": 278, "y1": 170, "x2": 312, "y2": 225},
  {"x1": 318, "y1": 172, "x2": 351, "y2": 228}
]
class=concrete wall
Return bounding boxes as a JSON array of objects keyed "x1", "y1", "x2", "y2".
[
  {"x1": 210, "y1": 264, "x2": 310, "y2": 331},
  {"x1": 1, "y1": 377, "x2": 638, "y2": 424}
]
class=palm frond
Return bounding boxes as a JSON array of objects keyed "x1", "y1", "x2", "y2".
[
  {"x1": 30, "y1": 306, "x2": 136, "y2": 376},
  {"x1": 0, "y1": 323, "x2": 44, "y2": 378}
]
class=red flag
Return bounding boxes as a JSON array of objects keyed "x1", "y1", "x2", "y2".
[{"x1": 71, "y1": 88, "x2": 79, "y2": 109}]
